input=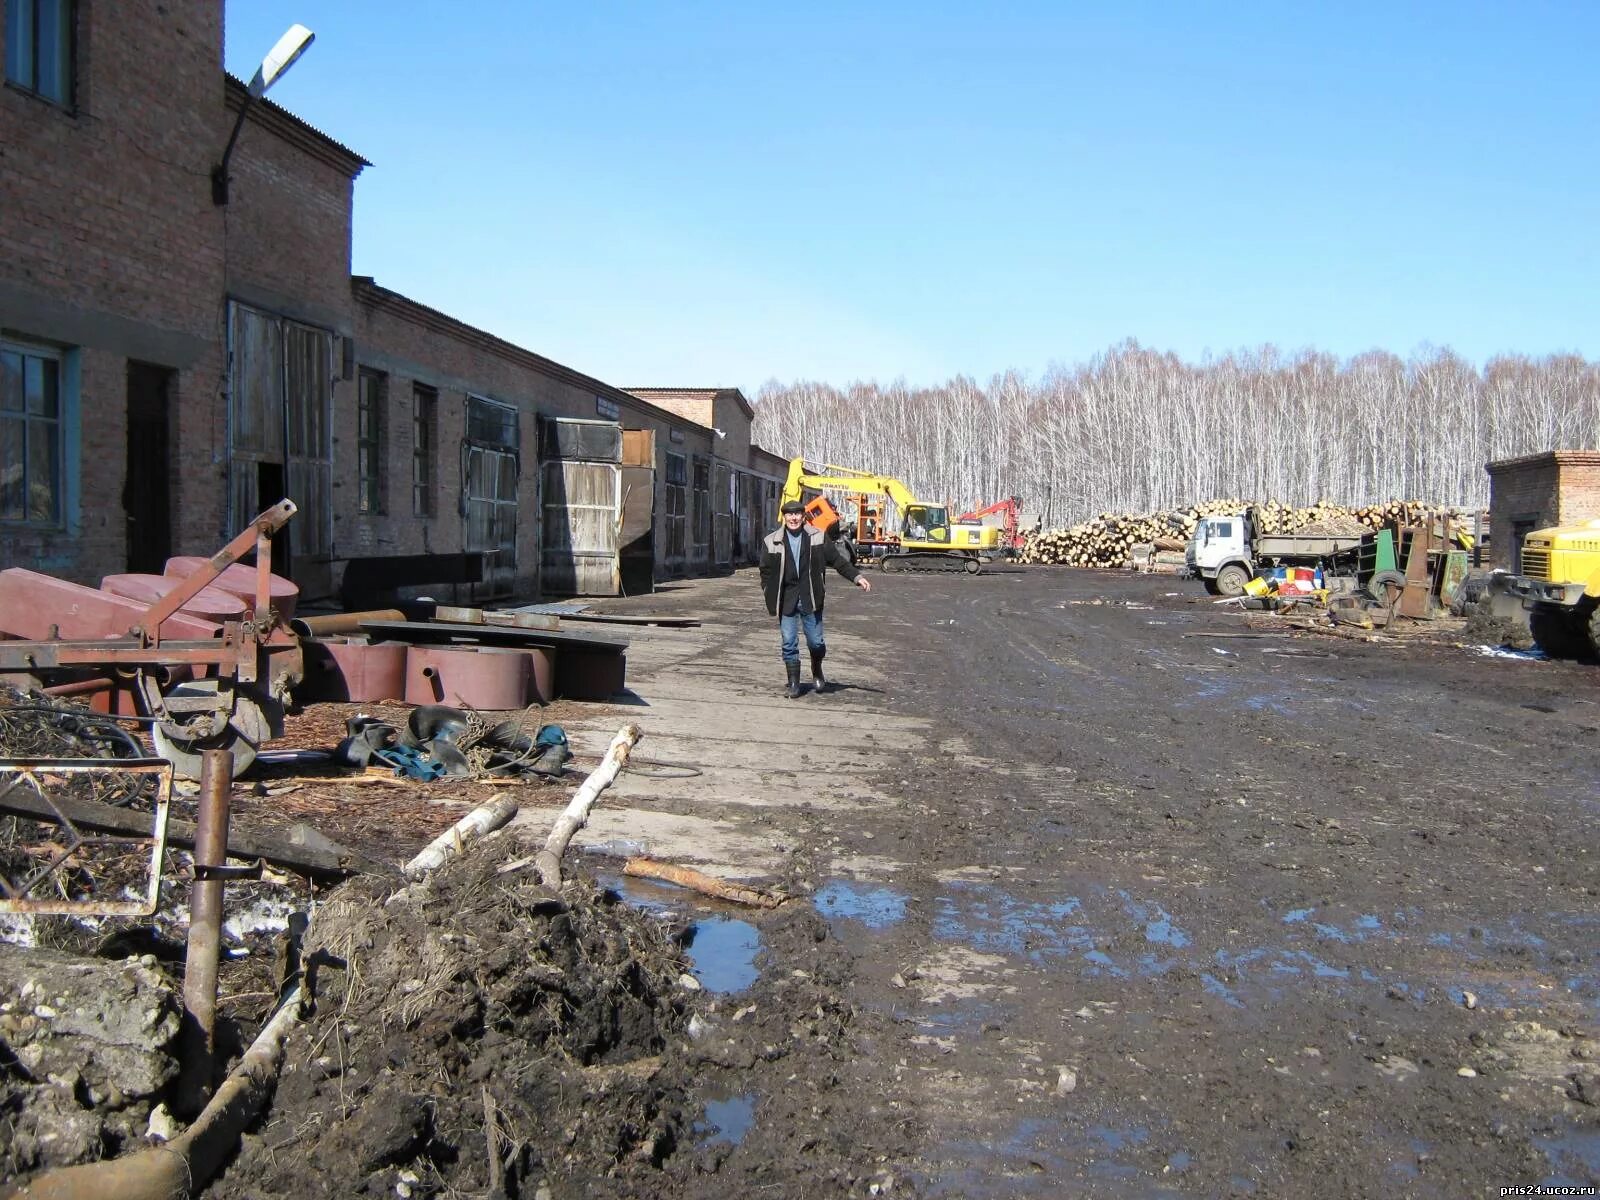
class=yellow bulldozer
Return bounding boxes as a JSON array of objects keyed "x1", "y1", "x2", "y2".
[
  {"x1": 781, "y1": 458, "x2": 1000, "y2": 573},
  {"x1": 1499, "y1": 518, "x2": 1600, "y2": 659}
]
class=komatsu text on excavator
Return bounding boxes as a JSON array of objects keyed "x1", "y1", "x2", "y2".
[{"x1": 781, "y1": 458, "x2": 999, "y2": 573}]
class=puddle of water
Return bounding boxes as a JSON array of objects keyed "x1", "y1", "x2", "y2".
[
  {"x1": 1119, "y1": 890, "x2": 1191, "y2": 950},
  {"x1": 686, "y1": 917, "x2": 762, "y2": 993},
  {"x1": 1538, "y1": 1124, "x2": 1600, "y2": 1186},
  {"x1": 696, "y1": 1094, "x2": 755, "y2": 1147},
  {"x1": 922, "y1": 1117, "x2": 1165, "y2": 1197},
  {"x1": 597, "y1": 871, "x2": 684, "y2": 916},
  {"x1": 1089, "y1": 1124, "x2": 1149, "y2": 1154},
  {"x1": 1278, "y1": 907, "x2": 1387, "y2": 944},
  {"x1": 932, "y1": 883, "x2": 1089, "y2": 963},
  {"x1": 1202, "y1": 973, "x2": 1244, "y2": 1008},
  {"x1": 917, "y1": 998, "x2": 1003, "y2": 1038},
  {"x1": 815, "y1": 879, "x2": 908, "y2": 930},
  {"x1": 927, "y1": 882, "x2": 1600, "y2": 1019}
]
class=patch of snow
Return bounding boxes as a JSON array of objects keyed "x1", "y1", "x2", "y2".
[
  {"x1": 0, "y1": 913, "x2": 36, "y2": 948},
  {"x1": 1474, "y1": 645, "x2": 1547, "y2": 661},
  {"x1": 223, "y1": 893, "x2": 297, "y2": 942}
]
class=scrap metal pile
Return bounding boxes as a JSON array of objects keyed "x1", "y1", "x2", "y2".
[{"x1": 1019, "y1": 498, "x2": 1466, "y2": 568}]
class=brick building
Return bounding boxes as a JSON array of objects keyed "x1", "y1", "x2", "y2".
[
  {"x1": 1, "y1": 2, "x2": 784, "y2": 603},
  {"x1": 1, "y1": 1, "x2": 228, "y2": 578},
  {"x1": 1485, "y1": 450, "x2": 1600, "y2": 572}
]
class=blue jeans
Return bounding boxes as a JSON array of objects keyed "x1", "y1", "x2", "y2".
[{"x1": 779, "y1": 610, "x2": 824, "y2": 665}]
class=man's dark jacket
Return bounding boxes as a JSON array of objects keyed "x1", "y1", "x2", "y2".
[{"x1": 759, "y1": 524, "x2": 861, "y2": 617}]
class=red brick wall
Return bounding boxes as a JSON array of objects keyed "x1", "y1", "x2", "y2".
[
  {"x1": 0, "y1": 1, "x2": 227, "y2": 582},
  {"x1": 1555, "y1": 461, "x2": 1600, "y2": 528},
  {"x1": 223, "y1": 107, "x2": 356, "y2": 325},
  {"x1": 352, "y1": 288, "x2": 723, "y2": 597},
  {"x1": 1487, "y1": 452, "x2": 1600, "y2": 571}
]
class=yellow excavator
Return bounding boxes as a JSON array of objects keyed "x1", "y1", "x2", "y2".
[{"x1": 781, "y1": 458, "x2": 1000, "y2": 573}]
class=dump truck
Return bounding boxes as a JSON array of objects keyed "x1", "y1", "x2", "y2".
[
  {"x1": 1185, "y1": 507, "x2": 1386, "y2": 597},
  {"x1": 1496, "y1": 518, "x2": 1600, "y2": 659}
]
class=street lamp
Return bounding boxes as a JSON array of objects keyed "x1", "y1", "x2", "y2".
[{"x1": 211, "y1": 23, "x2": 316, "y2": 205}]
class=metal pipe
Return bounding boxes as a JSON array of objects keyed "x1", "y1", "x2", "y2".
[
  {"x1": 289, "y1": 608, "x2": 406, "y2": 638},
  {"x1": 40, "y1": 677, "x2": 114, "y2": 698},
  {"x1": 178, "y1": 748, "x2": 232, "y2": 1115}
]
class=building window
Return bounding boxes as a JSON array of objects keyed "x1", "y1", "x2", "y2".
[
  {"x1": 5, "y1": 0, "x2": 74, "y2": 106},
  {"x1": 0, "y1": 342, "x2": 63, "y2": 525},
  {"x1": 356, "y1": 368, "x2": 386, "y2": 514},
  {"x1": 412, "y1": 383, "x2": 437, "y2": 518},
  {"x1": 665, "y1": 451, "x2": 687, "y2": 558},
  {"x1": 692, "y1": 457, "x2": 711, "y2": 547}
]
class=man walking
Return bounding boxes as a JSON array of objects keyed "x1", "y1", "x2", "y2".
[{"x1": 760, "y1": 500, "x2": 872, "y2": 698}]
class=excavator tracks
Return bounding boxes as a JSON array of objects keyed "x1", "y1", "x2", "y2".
[{"x1": 877, "y1": 552, "x2": 984, "y2": 575}]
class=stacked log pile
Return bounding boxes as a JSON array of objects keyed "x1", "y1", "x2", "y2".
[{"x1": 1019, "y1": 499, "x2": 1466, "y2": 568}]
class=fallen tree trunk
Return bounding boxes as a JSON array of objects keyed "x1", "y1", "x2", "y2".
[
  {"x1": 534, "y1": 724, "x2": 642, "y2": 888},
  {"x1": 623, "y1": 856, "x2": 787, "y2": 908},
  {"x1": 402, "y1": 793, "x2": 519, "y2": 878}
]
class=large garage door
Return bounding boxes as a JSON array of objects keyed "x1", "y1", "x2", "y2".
[
  {"x1": 541, "y1": 417, "x2": 621, "y2": 596},
  {"x1": 227, "y1": 302, "x2": 333, "y2": 594},
  {"x1": 462, "y1": 395, "x2": 520, "y2": 599},
  {"x1": 713, "y1": 460, "x2": 733, "y2": 568}
]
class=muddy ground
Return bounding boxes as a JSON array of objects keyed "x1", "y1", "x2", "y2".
[
  {"x1": 4, "y1": 565, "x2": 1599, "y2": 1197},
  {"x1": 573, "y1": 567, "x2": 1600, "y2": 1198}
]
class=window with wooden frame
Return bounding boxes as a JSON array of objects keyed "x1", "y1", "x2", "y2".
[
  {"x1": 692, "y1": 457, "x2": 711, "y2": 546},
  {"x1": 5, "y1": 0, "x2": 74, "y2": 107},
  {"x1": 357, "y1": 368, "x2": 386, "y2": 514},
  {"x1": 0, "y1": 341, "x2": 64, "y2": 525},
  {"x1": 412, "y1": 383, "x2": 437, "y2": 517},
  {"x1": 664, "y1": 451, "x2": 687, "y2": 557}
]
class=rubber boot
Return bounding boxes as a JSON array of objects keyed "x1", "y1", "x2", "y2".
[
  {"x1": 785, "y1": 660, "x2": 803, "y2": 699},
  {"x1": 810, "y1": 647, "x2": 828, "y2": 693}
]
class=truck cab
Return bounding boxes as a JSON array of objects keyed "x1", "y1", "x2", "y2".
[
  {"x1": 1185, "y1": 512, "x2": 1256, "y2": 596},
  {"x1": 1501, "y1": 518, "x2": 1600, "y2": 659}
]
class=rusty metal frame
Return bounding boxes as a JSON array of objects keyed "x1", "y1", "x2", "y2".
[
  {"x1": 0, "y1": 759, "x2": 172, "y2": 916},
  {"x1": 0, "y1": 502, "x2": 304, "y2": 757}
]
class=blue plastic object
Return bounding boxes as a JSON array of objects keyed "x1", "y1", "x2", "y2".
[{"x1": 375, "y1": 744, "x2": 448, "y2": 782}]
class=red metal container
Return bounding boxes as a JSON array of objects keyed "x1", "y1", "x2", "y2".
[
  {"x1": 528, "y1": 646, "x2": 555, "y2": 704},
  {"x1": 299, "y1": 638, "x2": 408, "y2": 703},
  {"x1": 99, "y1": 573, "x2": 249, "y2": 624},
  {"x1": 163, "y1": 557, "x2": 300, "y2": 621},
  {"x1": 0, "y1": 569, "x2": 220, "y2": 641},
  {"x1": 404, "y1": 645, "x2": 531, "y2": 709}
]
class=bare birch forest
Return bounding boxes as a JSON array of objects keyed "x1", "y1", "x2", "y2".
[{"x1": 751, "y1": 343, "x2": 1600, "y2": 524}]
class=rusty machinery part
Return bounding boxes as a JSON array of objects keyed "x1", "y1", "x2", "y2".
[
  {"x1": 1367, "y1": 569, "x2": 1407, "y2": 606},
  {"x1": 150, "y1": 679, "x2": 282, "y2": 780},
  {"x1": 0, "y1": 758, "x2": 173, "y2": 916},
  {"x1": 879, "y1": 552, "x2": 985, "y2": 576}
]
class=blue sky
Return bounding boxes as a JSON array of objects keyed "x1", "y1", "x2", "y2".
[{"x1": 225, "y1": 2, "x2": 1600, "y2": 392}]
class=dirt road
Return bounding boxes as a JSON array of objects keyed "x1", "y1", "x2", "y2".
[{"x1": 571, "y1": 565, "x2": 1600, "y2": 1198}]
